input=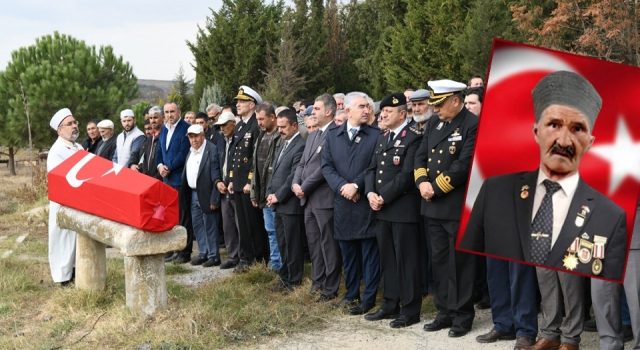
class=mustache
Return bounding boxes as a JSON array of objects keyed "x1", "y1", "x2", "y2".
[{"x1": 549, "y1": 142, "x2": 575, "y2": 158}]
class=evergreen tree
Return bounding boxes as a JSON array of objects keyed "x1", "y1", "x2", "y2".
[
  {"x1": 198, "y1": 82, "x2": 226, "y2": 112},
  {"x1": 173, "y1": 64, "x2": 193, "y2": 111},
  {"x1": 0, "y1": 32, "x2": 137, "y2": 173},
  {"x1": 188, "y1": 0, "x2": 284, "y2": 104}
]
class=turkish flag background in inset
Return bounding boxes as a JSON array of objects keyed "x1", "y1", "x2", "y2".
[
  {"x1": 457, "y1": 39, "x2": 640, "y2": 271},
  {"x1": 48, "y1": 150, "x2": 179, "y2": 232}
]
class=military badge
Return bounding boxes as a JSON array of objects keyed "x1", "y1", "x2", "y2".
[
  {"x1": 392, "y1": 96, "x2": 399, "y2": 104},
  {"x1": 437, "y1": 122, "x2": 444, "y2": 130},
  {"x1": 401, "y1": 130, "x2": 406, "y2": 138},
  {"x1": 449, "y1": 145, "x2": 456, "y2": 154},
  {"x1": 451, "y1": 128, "x2": 460, "y2": 137},
  {"x1": 575, "y1": 205, "x2": 589, "y2": 227},
  {"x1": 393, "y1": 155, "x2": 400, "y2": 165},
  {"x1": 394, "y1": 140, "x2": 401, "y2": 147},
  {"x1": 578, "y1": 239, "x2": 594, "y2": 264},
  {"x1": 563, "y1": 237, "x2": 580, "y2": 271},
  {"x1": 592, "y1": 235, "x2": 607, "y2": 275}
]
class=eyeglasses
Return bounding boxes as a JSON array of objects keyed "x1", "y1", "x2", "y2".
[{"x1": 60, "y1": 120, "x2": 79, "y2": 127}]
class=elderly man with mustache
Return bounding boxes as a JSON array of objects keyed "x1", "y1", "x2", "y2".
[{"x1": 460, "y1": 71, "x2": 627, "y2": 350}]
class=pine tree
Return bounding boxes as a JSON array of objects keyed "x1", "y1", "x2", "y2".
[
  {"x1": 198, "y1": 82, "x2": 226, "y2": 112},
  {"x1": 173, "y1": 64, "x2": 193, "y2": 111},
  {"x1": 0, "y1": 32, "x2": 138, "y2": 173}
]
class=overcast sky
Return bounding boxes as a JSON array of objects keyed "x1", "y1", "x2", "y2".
[{"x1": 1, "y1": 0, "x2": 227, "y2": 81}]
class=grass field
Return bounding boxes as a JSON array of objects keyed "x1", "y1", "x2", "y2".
[{"x1": 0, "y1": 164, "x2": 437, "y2": 349}]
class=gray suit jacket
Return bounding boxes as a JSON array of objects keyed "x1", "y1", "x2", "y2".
[
  {"x1": 293, "y1": 121, "x2": 335, "y2": 208},
  {"x1": 180, "y1": 140, "x2": 220, "y2": 214},
  {"x1": 267, "y1": 134, "x2": 305, "y2": 215}
]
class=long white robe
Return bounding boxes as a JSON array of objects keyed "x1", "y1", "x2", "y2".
[{"x1": 47, "y1": 137, "x2": 82, "y2": 283}]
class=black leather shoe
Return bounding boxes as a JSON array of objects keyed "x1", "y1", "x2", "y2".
[
  {"x1": 423, "y1": 319, "x2": 453, "y2": 332},
  {"x1": 584, "y1": 318, "x2": 597, "y2": 332},
  {"x1": 390, "y1": 315, "x2": 420, "y2": 328},
  {"x1": 448, "y1": 326, "x2": 471, "y2": 337},
  {"x1": 475, "y1": 328, "x2": 516, "y2": 343},
  {"x1": 60, "y1": 280, "x2": 73, "y2": 288},
  {"x1": 164, "y1": 252, "x2": 178, "y2": 262},
  {"x1": 233, "y1": 262, "x2": 249, "y2": 273},
  {"x1": 191, "y1": 255, "x2": 207, "y2": 266},
  {"x1": 219, "y1": 260, "x2": 237, "y2": 270},
  {"x1": 174, "y1": 254, "x2": 191, "y2": 264},
  {"x1": 202, "y1": 258, "x2": 221, "y2": 267},
  {"x1": 364, "y1": 308, "x2": 400, "y2": 321},
  {"x1": 476, "y1": 298, "x2": 491, "y2": 310},
  {"x1": 624, "y1": 324, "x2": 633, "y2": 342},
  {"x1": 348, "y1": 303, "x2": 374, "y2": 315},
  {"x1": 316, "y1": 292, "x2": 338, "y2": 303},
  {"x1": 334, "y1": 298, "x2": 360, "y2": 308}
]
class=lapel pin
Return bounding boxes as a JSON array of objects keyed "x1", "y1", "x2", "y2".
[{"x1": 520, "y1": 185, "x2": 529, "y2": 199}]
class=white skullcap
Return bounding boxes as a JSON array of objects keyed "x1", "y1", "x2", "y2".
[
  {"x1": 120, "y1": 109, "x2": 135, "y2": 119},
  {"x1": 97, "y1": 119, "x2": 114, "y2": 129},
  {"x1": 50, "y1": 108, "x2": 72, "y2": 130}
]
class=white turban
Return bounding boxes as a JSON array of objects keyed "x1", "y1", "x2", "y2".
[
  {"x1": 97, "y1": 119, "x2": 114, "y2": 129},
  {"x1": 50, "y1": 108, "x2": 72, "y2": 130}
]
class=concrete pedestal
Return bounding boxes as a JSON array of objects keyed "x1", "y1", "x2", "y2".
[
  {"x1": 56, "y1": 206, "x2": 186, "y2": 317},
  {"x1": 75, "y1": 234, "x2": 106, "y2": 290}
]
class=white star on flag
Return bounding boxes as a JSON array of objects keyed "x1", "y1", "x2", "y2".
[{"x1": 590, "y1": 116, "x2": 640, "y2": 194}]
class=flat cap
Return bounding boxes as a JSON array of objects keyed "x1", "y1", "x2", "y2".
[
  {"x1": 410, "y1": 89, "x2": 430, "y2": 102},
  {"x1": 428, "y1": 80, "x2": 466, "y2": 105},
  {"x1": 380, "y1": 92, "x2": 407, "y2": 110},
  {"x1": 532, "y1": 70, "x2": 602, "y2": 130}
]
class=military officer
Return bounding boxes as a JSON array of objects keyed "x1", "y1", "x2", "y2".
[
  {"x1": 415, "y1": 80, "x2": 478, "y2": 337},
  {"x1": 228, "y1": 85, "x2": 270, "y2": 272},
  {"x1": 363, "y1": 92, "x2": 423, "y2": 328}
]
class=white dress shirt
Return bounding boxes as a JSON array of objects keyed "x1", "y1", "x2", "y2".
[
  {"x1": 346, "y1": 121, "x2": 360, "y2": 140},
  {"x1": 388, "y1": 120, "x2": 408, "y2": 141},
  {"x1": 186, "y1": 142, "x2": 204, "y2": 189},
  {"x1": 165, "y1": 118, "x2": 181, "y2": 150},
  {"x1": 532, "y1": 169, "x2": 580, "y2": 249}
]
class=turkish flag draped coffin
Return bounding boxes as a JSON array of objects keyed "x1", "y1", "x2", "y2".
[
  {"x1": 458, "y1": 40, "x2": 640, "y2": 250},
  {"x1": 48, "y1": 150, "x2": 179, "y2": 232}
]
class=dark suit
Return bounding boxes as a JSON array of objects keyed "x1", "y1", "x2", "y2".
[
  {"x1": 293, "y1": 122, "x2": 342, "y2": 297},
  {"x1": 414, "y1": 107, "x2": 478, "y2": 330},
  {"x1": 459, "y1": 171, "x2": 627, "y2": 281},
  {"x1": 181, "y1": 140, "x2": 221, "y2": 260},
  {"x1": 322, "y1": 122, "x2": 381, "y2": 305},
  {"x1": 230, "y1": 114, "x2": 269, "y2": 264},
  {"x1": 365, "y1": 122, "x2": 422, "y2": 317},
  {"x1": 95, "y1": 136, "x2": 116, "y2": 161},
  {"x1": 156, "y1": 118, "x2": 194, "y2": 257},
  {"x1": 213, "y1": 135, "x2": 241, "y2": 264},
  {"x1": 267, "y1": 134, "x2": 305, "y2": 287}
]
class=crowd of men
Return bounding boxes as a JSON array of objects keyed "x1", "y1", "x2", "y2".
[{"x1": 46, "y1": 73, "x2": 640, "y2": 350}]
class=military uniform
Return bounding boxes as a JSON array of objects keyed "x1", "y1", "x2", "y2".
[
  {"x1": 230, "y1": 86, "x2": 269, "y2": 266},
  {"x1": 415, "y1": 80, "x2": 478, "y2": 335},
  {"x1": 365, "y1": 93, "x2": 423, "y2": 324}
]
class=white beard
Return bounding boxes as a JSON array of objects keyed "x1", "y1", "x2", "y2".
[{"x1": 413, "y1": 109, "x2": 433, "y2": 124}]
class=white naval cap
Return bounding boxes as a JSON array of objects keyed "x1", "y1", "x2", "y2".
[
  {"x1": 120, "y1": 109, "x2": 135, "y2": 119},
  {"x1": 233, "y1": 85, "x2": 262, "y2": 105},
  {"x1": 427, "y1": 80, "x2": 467, "y2": 105},
  {"x1": 50, "y1": 108, "x2": 73, "y2": 130},
  {"x1": 214, "y1": 111, "x2": 237, "y2": 125},
  {"x1": 97, "y1": 119, "x2": 114, "y2": 129},
  {"x1": 186, "y1": 124, "x2": 204, "y2": 135}
]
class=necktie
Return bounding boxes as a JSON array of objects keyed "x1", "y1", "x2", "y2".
[
  {"x1": 387, "y1": 131, "x2": 395, "y2": 148},
  {"x1": 278, "y1": 140, "x2": 289, "y2": 163},
  {"x1": 349, "y1": 128, "x2": 357, "y2": 141},
  {"x1": 530, "y1": 179, "x2": 562, "y2": 264},
  {"x1": 223, "y1": 138, "x2": 230, "y2": 179}
]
